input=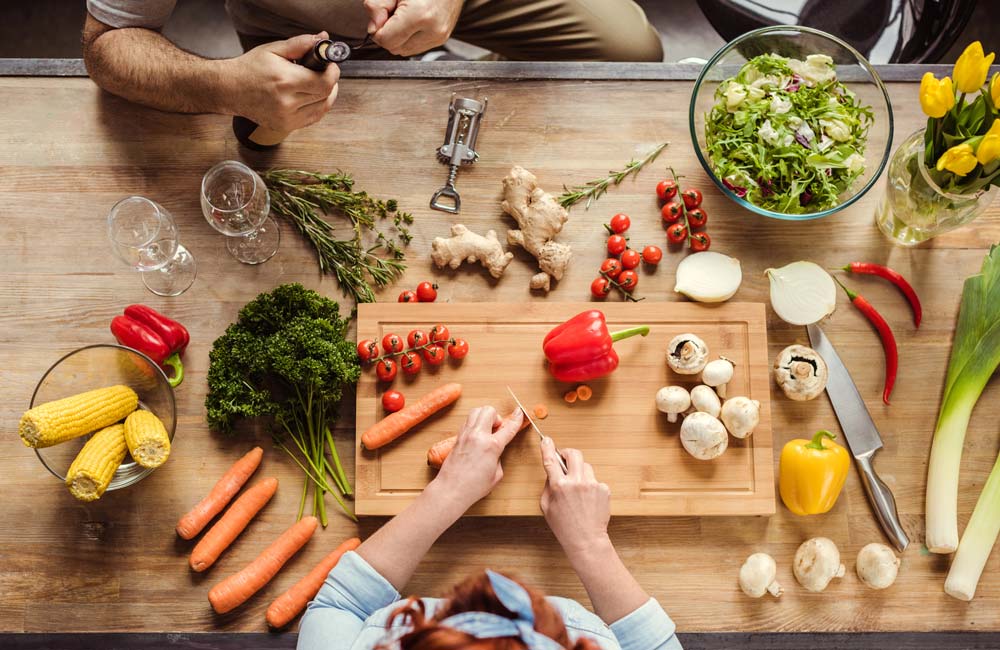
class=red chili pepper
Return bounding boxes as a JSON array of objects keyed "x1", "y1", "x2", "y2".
[
  {"x1": 835, "y1": 278, "x2": 898, "y2": 404},
  {"x1": 542, "y1": 310, "x2": 649, "y2": 383},
  {"x1": 843, "y1": 262, "x2": 922, "y2": 328},
  {"x1": 111, "y1": 305, "x2": 188, "y2": 387}
]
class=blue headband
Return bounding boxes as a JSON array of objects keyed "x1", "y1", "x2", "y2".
[{"x1": 437, "y1": 570, "x2": 564, "y2": 650}]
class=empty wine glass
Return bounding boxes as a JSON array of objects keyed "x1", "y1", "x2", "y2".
[
  {"x1": 200, "y1": 160, "x2": 279, "y2": 264},
  {"x1": 107, "y1": 196, "x2": 197, "y2": 296}
]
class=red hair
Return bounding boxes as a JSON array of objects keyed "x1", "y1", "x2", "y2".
[{"x1": 378, "y1": 572, "x2": 601, "y2": 650}]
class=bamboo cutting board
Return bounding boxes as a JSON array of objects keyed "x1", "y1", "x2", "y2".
[{"x1": 355, "y1": 302, "x2": 774, "y2": 516}]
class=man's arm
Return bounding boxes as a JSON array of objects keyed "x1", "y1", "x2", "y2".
[{"x1": 82, "y1": 13, "x2": 340, "y2": 132}]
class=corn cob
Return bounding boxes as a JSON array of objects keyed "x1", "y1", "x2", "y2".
[
  {"x1": 124, "y1": 409, "x2": 171, "y2": 468},
  {"x1": 19, "y1": 385, "x2": 138, "y2": 448},
  {"x1": 66, "y1": 423, "x2": 127, "y2": 501}
]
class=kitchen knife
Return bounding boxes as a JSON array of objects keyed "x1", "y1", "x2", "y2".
[
  {"x1": 506, "y1": 386, "x2": 569, "y2": 474},
  {"x1": 807, "y1": 323, "x2": 909, "y2": 552}
]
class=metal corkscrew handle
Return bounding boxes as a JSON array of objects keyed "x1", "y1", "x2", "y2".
[{"x1": 430, "y1": 95, "x2": 488, "y2": 214}]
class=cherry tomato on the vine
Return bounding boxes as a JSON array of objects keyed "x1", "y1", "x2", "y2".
[
  {"x1": 375, "y1": 358, "x2": 398, "y2": 382},
  {"x1": 618, "y1": 270, "x2": 639, "y2": 292},
  {"x1": 661, "y1": 201, "x2": 683, "y2": 223},
  {"x1": 609, "y1": 213, "x2": 631, "y2": 234},
  {"x1": 416, "y1": 281, "x2": 438, "y2": 302},
  {"x1": 401, "y1": 350, "x2": 422, "y2": 375},
  {"x1": 642, "y1": 245, "x2": 663, "y2": 265},
  {"x1": 447, "y1": 338, "x2": 470, "y2": 359},
  {"x1": 667, "y1": 223, "x2": 689, "y2": 244},
  {"x1": 682, "y1": 188, "x2": 703, "y2": 210},
  {"x1": 600, "y1": 258, "x2": 622, "y2": 280},
  {"x1": 356, "y1": 339, "x2": 379, "y2": 363},
  {"x1": 381, "y1": 333, "x2": 404, "y2": 354},
  {"x1": 591, "y1": 277, "x2": 612, "y2": 299},
  {"x1": 687, "y1": 207, "x2": 708, "y2": 228},
  {"x1": 620, "y1": 249, "x2": 641, "y2": 270},
  {"x1": 689, "y1": 232, "x2": 711, "y2": 252},
  {"x1": 422, "y1": 345, "x2": 446, "y2": 366},
  {"x1": 397, "y1": 290, "x2": 418, "y2": 303},
  {"x1": 382, "y1": 390, "x2": 405, "y2": 413},
  {"x1": 607, "y1": 234, "x2": 628, "y2": 256},
  {"x1": 656, "y1": 179, "x2": 678, "y2": 202},
  {"x1": 407, "y1": 330, "x2": 428, "y2": 348},
  {"x1": 429, "y1": 324, "x2": 450, "y2": 343}
]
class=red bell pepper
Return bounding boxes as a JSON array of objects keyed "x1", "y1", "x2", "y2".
[
  {"x1": 110, "y1": 305, "x2": 189, "y2": 387},
  {"x1": 543, "y1": 310, "x2": 648, "y2": 383}
]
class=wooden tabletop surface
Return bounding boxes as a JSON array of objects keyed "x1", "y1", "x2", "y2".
[{"x1": 2, "y1": 71, "x2": 1000, "y2": 636}]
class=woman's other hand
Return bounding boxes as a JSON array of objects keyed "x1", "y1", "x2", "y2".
[
  {"x1": 433, "y1": 406, "x2": 524, "y2": 508},
  {"x1": 540, "y1": 440, "x2": 612, "y2": 557}
]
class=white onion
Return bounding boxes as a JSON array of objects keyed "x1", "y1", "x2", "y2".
[
  {"x1": 674, "y1": 252, "x2": 743, "y2": 303},
  {"x1": 766, "y1": 261, "x2": 836, "y2": 325}
]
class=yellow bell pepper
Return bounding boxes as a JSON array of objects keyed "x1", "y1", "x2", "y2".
[{"x1": 779, "y1": 430, "x2": 851, "y2": 516}]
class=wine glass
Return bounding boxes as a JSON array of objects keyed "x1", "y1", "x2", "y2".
[
  {"x1": 200, "y1": 160, "x2": 279, "y2": 264},
  {"x1": 107, "y1": 196, "x2": 197, "y2": 296}
]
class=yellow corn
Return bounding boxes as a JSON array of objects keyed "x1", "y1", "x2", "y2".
[
  {"x1": 124, "y1": 409, "x2": 171, "y2": 468},
  {"x1": 66, "y1": 424, "x2": 127, "y2": 501},
  {"x1": 19, "y1": 385, "x2": 138, "y2": 448}
]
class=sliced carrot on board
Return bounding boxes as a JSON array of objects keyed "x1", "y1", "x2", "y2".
[
  {"x1": 575, "y1": 385, "x2": 593, "y2": 401},
  {"x1": 563, "y1": 390, "x2": 578, "y2": 404},
  {"x1": 533, "y1": 404, "x2": 548, "y2": 419}
]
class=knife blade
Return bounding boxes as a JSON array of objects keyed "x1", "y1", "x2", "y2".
[
  {"x1": 506, "y1": 386, "x2": 568, "y2": 474},
  {"x1": 807, "y1": 323, "x2": 909, "y2": 551}
]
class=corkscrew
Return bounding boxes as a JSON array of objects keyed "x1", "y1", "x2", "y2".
[{"x1": 430, "y1": 95, "x2": 488, "y2": 214}]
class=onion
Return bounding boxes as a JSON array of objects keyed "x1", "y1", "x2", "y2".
[
  {"x1": 674, "y1": 252, "x2": 743, "y2": 303},
  {"x1": 766, "y1": 261, "x2": 836, "y2": 325}
]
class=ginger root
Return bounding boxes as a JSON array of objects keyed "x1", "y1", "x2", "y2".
[
  {"x1": 501, "y1": 166, "x2": 571, "y2": 292},
  {"x1": 431, "y1": 224, "x2": 513, "y2": 279}
]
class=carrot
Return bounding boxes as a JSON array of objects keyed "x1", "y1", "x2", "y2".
[
  {"x1": 177, "y1": 447, "x2": 264, "y2": 540},
  {"x1": 361, "y1": 383, "x2": 462, "y2": 450},
  {"x1": 533, "y1": 404, "x2": 548, "y2": 419},
  {"x1": 208, "y1": 516, "x2": 319, "y2": 615},
  {"x1": 265, "y1": 537, "x2": 361, "y2": 628},
  {"x1": 190, "y1": 477, "x2": 279, "y2": 572},
  {"x1": 563, "y1": 389, "x2": 578, "y2": 404},
  {"x1": 427, "y1": 436, "x2": 456, "y2": 469},
  {"x1": 575, "y1": 385, "x2": 593, "y2": 401}
]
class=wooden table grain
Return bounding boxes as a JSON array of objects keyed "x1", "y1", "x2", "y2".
[{"x1": 2, "y1": 71, "x2": 1000, "y2": 637}]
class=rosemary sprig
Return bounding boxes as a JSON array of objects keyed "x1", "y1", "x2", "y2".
[
  {"x1": 263, "y1": 169, "x2": 413, "y2": 304},
  {"x1": 558, "y1": 142, "x2": 669, "y2": 209}
]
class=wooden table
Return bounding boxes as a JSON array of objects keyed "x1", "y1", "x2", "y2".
[{"x1": 3, "y1": 61, "x2": 1000, "y2": 646}]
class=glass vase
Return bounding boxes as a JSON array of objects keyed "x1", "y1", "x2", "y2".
[{"x1": 876, "y1": 129, "x2": 995, "y2": 245}]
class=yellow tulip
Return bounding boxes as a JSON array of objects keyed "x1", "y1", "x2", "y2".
[
  {"x1": 920, "y1": 72, "x2": 955, "y2": 118},
  {"x1": 937, "y1": 143, "x2": 979, "y2": 176},
  {"x1": 953, "y1": 41, "x2": 995, "y2": 94},
  {"x1": 976, "y1": 120, "x2": 1000, "y2": 165},
  {"x1": 992, "y1": 72, "x2": 1000, "y2": 106}
]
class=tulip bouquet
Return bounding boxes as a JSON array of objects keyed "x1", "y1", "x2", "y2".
[{"x1": 920, "y1": 41, "x2": 1000, "y2": 193}]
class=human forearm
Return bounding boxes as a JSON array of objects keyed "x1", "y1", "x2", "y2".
[{"x1": 566, "y1": 535, "x2": 650, "y2": 625}]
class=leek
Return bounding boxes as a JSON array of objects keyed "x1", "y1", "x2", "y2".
[{"x1": 926, "y1": 244, "x2": 1000, "y2": 557}]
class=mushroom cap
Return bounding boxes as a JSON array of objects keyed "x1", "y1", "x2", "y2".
[
  {"x1": 690, "y1": 385, "x2": 722, "y2": 418},
  {"x1": 739, "y1": 553, "x2": 780, "y2": 598},
  {"x1": 720, "y1": 396, "x2": 761, "y2": 439},
  {"x1": 774, "y1": 344, "x2": 828, "y2": 401},
  {"x1": 667, "y1": 333, "x2": 709, "y2": 375},
  {"x1": 793, "y1": 537, "x2": 845, "y2": 592},
  {"x1": 656, "y1": 386, "x2": 691, "y2": 414},
  {"x1": 702, "y1": 358, "x2": 735, "y2": 387},
  {"x1": 856, "y1": 543, "x2": 900, "y2": 590},
  {"x1": 680, "y1": 411, "x2": 728, "y2": 460}
]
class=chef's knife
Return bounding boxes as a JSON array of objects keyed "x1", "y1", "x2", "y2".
[
  {"x1": 506, "y1": 386, "x2": 569, "y2": 474},
  {"x1": 807, "y1": 323, "x2": 909, "y2": 551}
]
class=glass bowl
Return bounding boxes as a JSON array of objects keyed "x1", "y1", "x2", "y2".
[
  {"x1": 29, "y1": 344, "x2": 177, "y2": 491},
  {"x1": 689, "y1": 25, "x2": 894, "y2": 221}
]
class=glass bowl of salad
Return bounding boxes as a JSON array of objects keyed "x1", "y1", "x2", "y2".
[{"x1": 690, "y1": 25, "x2": 893, "y2": 220}]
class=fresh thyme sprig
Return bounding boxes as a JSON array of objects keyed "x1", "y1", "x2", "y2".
[
  {"x1": 263, "y1": 169, "x2": 413, "y2": 305},
  {"x1": 558, "y1": 142, "x2": 669, "y2": 209}
]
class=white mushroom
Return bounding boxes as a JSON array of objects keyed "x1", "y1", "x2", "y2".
[
  {"x1": 690, "y1": 385, "x2": 722, "y2": 418},
  {"x1": 856, "y1": 543, "x2": 900, "y2": 590},
  {"x1": 702, "y1": 357, "x2": 735, "y2": 397},
  {"x1": 666, "y1": 334, "x2": 709, "y2": 375},
  {"x1": 655, "y1": 386, "x2": 691, "y2": 423},
  {"x1": 793, "y1": 537, "x2": 846, "y2": 592},
  {"x1": 720, "y1": 396, "x2": 761, "y2": 439},
  {"x1": 739, "y1": 553, "x2": 783, "y2": 598},
  {"x1": 680, "y1": 411, "x2": 728, "y2": 460},
  {"x1": 774, "y1": 345, "x2": 828, "y2": 401}
]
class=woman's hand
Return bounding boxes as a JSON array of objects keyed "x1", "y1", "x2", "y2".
[
  {"x1": 433, "y1": 406, "x2": 524, "y2": 509},
  {"x1": 540, "y1": 440, "x2": 612, "y2": 557}
]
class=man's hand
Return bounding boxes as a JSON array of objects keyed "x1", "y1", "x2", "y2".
[
  {"x1": 226, "y1": 32, "x2": 340, "y2": 132},
  {"x1": 365, "y1": 0, "x2": 463, "y2": 57}
]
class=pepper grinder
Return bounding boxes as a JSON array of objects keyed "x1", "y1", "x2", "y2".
[{"x1": 430, "y1": 95, "x2": 488, "y2": 214}]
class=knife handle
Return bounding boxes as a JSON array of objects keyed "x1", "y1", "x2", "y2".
[{"x1": 856, "y1": 452, "x2": 909, "y2": 552}]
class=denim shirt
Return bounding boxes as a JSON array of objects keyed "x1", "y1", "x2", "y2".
[{"x1": 297, "y1": 552, "x2": 682, "y2": 650}]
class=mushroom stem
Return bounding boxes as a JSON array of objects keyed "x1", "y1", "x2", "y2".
[
  {"x1": 791, "y1": 360, "x2": 813, "y2": 380},
  {"x1": 667, "y1": 412, "x2": 678, "y2": 423},
  {"x1": 717, "y1": 383, "x2": 728, "y2": 398}
]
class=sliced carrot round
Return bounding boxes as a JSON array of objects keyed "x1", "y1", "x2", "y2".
[
  {"x1": 533, "y1": 404, "x2": 548, "y2": 420},
  {"x1": 563, "y1": 390, "x2": 578, "y2": 404},
  {"x1": 575, "y1": 385, "x2": 593, "y2": 401}
]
